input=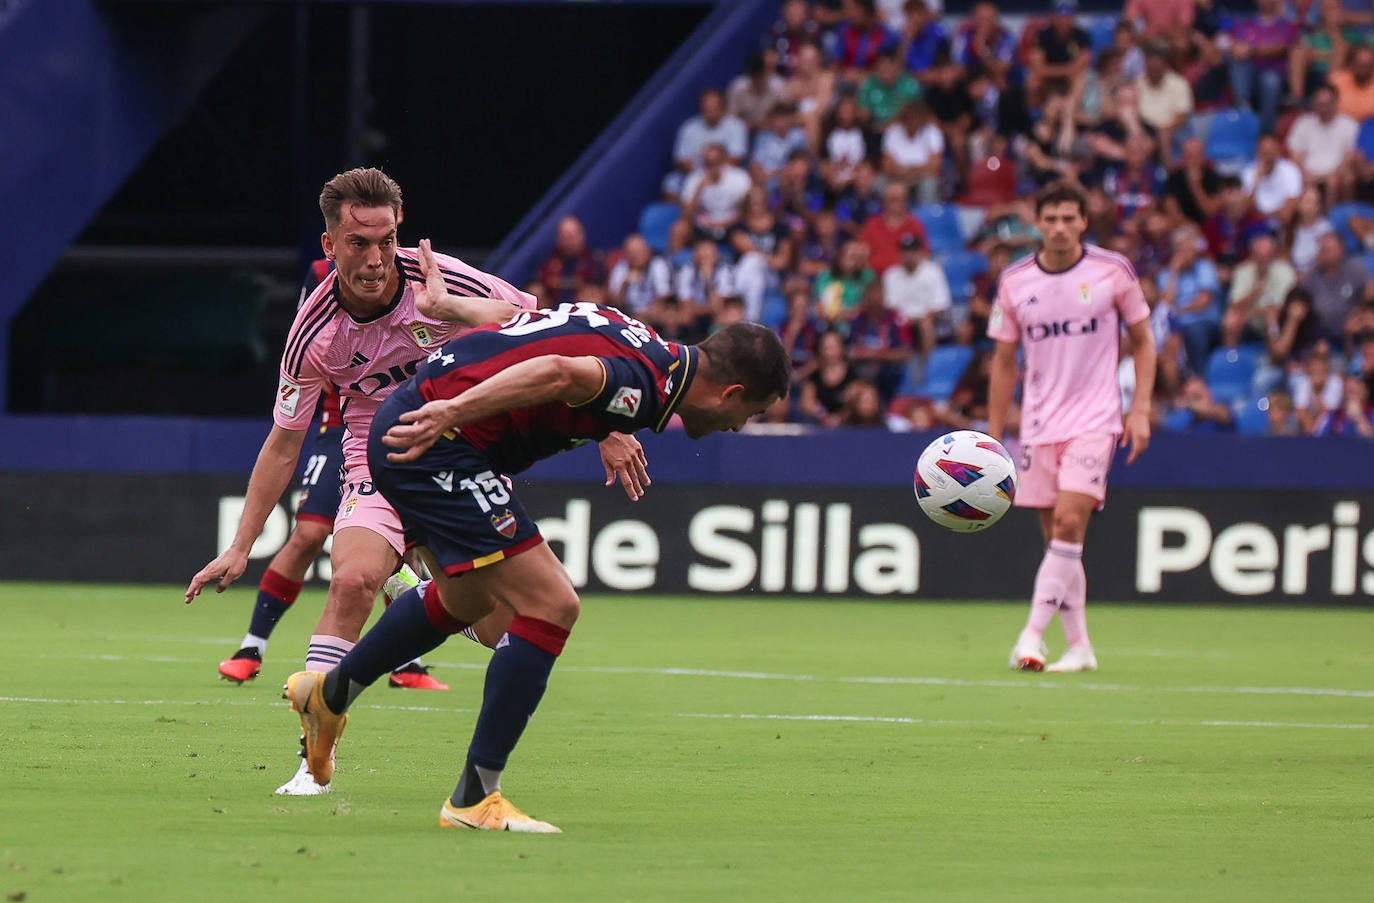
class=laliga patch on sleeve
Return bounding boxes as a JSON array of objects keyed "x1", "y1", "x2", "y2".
[
  {"x1": 606, "y1": 386, "x2": 643, "y2": 417},
  {"x1": 278, "y1": 376, "x2": 302, "y2": 417},
  {"x1": 988, "y1": 305, "x2": 1004, "y2": 331}
]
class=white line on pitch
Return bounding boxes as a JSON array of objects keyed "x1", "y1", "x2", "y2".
[
  {"x1": 16, "y1": 655, "x2": 1374, "y2": 700},
  {"x1": 0, "y1": 696, "x2": 475, "y2": 714},
  {"x1": 678, "y1": 713, "x2": 1372, "y2": 730}
]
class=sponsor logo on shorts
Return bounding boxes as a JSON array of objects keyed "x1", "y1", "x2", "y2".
[
  {"x1": 410, "y1": 323, "x2": 434, "y2": 347},
  {"x1": 278, "y1": 377, "x2": 302, "y2": 416},
  {"x1": 491, "y1": 509, "x2": 518, "y2": 538},
  {"x1": 607, "y1": 386, "x2": 642, "y2": 417}
]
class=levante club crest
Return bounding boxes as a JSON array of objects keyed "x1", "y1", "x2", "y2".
[{"x1": 491, "y1": 510, "x2": 518, "y2": 538}]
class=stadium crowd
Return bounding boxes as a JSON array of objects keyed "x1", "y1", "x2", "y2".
[{"x1": 527, "y1": 0, "x2": 1374, "y2": 438}]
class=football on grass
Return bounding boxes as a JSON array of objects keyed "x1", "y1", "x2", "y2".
[{"x1": 913, "y1": 430, "x2": 1018, "y2": 533}]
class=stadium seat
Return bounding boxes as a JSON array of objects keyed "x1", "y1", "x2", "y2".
[
  {"x1": 1204, "y1": 345, "x2": 1262, "y2": 405},
  {"x1": 900, "y1": 344, "x2": 974, "y2": 402},
  {"x1": 1163, "y1": 408, "x2": 1195, "y2": 432},
  {"x1": 940, "y1": 250, "x2": 989, "y2": 304},
  {"x1": 1204, "y1": 108, "x2": 1259, "y2": 176},
  {"x1": 1357, "y1": 117, "x2": 1374, "y2": 162},
  {"x1": 1233, "y1": 397, "x2": 1271, "y2": 436},
  {"x1": 914, "y1": 203, "x2": 966, "y2": 255},
  {"x1": 1327, "y1": 202, "x2": 1374, "y2": 253},
  {"x1": 759, "y1": 288, "x2": 787, "y2": 328},
  {"x1": 1088, "y1": 16, "x2": 1117, "y2": 58},
  {"x1": 638, "y1": 202, "x2": 680, "y2": 254}
]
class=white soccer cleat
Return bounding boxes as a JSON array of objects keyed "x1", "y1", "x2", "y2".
[
  {"x1": 275, "y1": 758, "x2": 331, "y2": 796},
  {"x1": 1009, "y1": 639, "x2": 1049, "y2": 672},
  {"x1": 1046, "y1": 645, "x2": 1099, "y2": 673}
]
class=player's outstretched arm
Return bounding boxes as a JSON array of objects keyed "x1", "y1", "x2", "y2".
[
  {"x1": 185, "y1": 425, "x2": 306, "y2": 603},
  {"x1": 1121, "y1": 317, "x2": 1157, "y2": 464},
  {"x1": 598, "y1": 432, "x2": 651, "y2": 501},
  {"x1": 382, "y1": 355, "x2": 609, "y2": 463},
  {"x1": 985, "y1": 340, "x2": 1020, "y2": 442},
  {"x1": 410, "y1": 238, "x2": 523, "y2": 326}
]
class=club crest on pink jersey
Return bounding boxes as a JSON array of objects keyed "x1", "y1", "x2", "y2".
[
  {"x1": 409, "y1": 323, "x2": 434, "y2": 347},
  {"x1": 491, "y1": 510, "x2": 518, "y2": 538}
]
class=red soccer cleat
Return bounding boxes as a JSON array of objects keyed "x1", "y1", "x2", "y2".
[
  {"x1": 388, "y1": 663, "x2": 449, "y2": 691},
  {"x1": 219, "y1": 647, "x2": 263, "y2": 684}
]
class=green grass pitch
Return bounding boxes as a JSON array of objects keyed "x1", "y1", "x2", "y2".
[{"x1": 2, "y1": 583, "x2": 1371, "y2": 902}]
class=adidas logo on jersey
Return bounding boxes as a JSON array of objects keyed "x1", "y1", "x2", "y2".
[{"x1": 350, "y1": 351, "x2": 371, "y2": 367}]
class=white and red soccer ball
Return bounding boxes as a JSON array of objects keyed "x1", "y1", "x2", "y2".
[{"x1": 913, "y1": 430, "x2": 1018, "y2": 533}]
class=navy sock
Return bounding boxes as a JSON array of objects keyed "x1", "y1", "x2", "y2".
[
  {"x1": 452, "y1": 616, "x2": 568, "y2": 807},
  {"x1": 248, "y1": 569, "x2": 302, "y2": 640},
  {"x1": 322, "y1": 583, "x2": 466, "y2": 713}
]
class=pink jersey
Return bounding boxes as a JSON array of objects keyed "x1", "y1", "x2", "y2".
[
  {"x1": 274, "y1": 247, "x2": 534, "y2": 476},
  {"x1": 988, "y1": 244, "x2": 1149, "y2": 445}
]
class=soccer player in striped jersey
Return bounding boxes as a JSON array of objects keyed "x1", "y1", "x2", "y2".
[
  {"x1": 187, "y1": 168, "x2": 650, "y2": 795},
  {"x1": 987, "y1": 181, "x2": 1157, "y2": 674},
  {"x1": 283, "y1": 266, "x2": 790, "y2": 831}
]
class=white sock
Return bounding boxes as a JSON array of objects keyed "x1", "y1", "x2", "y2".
[{"x1": 240, "y1": 634, "x2": 268, "y2": 655}]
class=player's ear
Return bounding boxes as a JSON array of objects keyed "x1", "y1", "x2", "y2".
[
  {"x1": 321, "y1": 231, "x2": 335, "y2": 260},
  {"x1": 721, "y1": 383, "x2": 747, "y2": 403},
  {"x1": 397, "y1": 207, "x2": 405, "y2": 227}
]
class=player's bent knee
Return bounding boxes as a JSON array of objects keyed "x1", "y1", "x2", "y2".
[{"x1": 327, "y1": 566, "x2": 385, "y2": 611}]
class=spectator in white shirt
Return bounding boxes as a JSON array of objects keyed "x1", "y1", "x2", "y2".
[
  {"x1": 882, "y1": 233, "x2": 952, "y2": 357},
  {"x1": 882, "y1": 100, "x2": 945, "y2": 204},
  {"x1": 1134, "y1": 44, "x2": 1193, "y2": 166},
  {"x1": 677, "y1": 143, "x2": 753, "y2": 245},
  {"x1": 1222, "y1": 232, "x2": 1297, "y2": 346},
  {"x1": 1241, "y1": 135, "x2": 1304, "y2": 225},
  {"x1": 663, "y1": 88, "x2": 750, "y2": 201},
  {"x1": 1285, "y1": 85, "x2": 1360, "y2": 204},
  {"x1": 726, "y1": 50, "x2": 786, "y2": 130}
]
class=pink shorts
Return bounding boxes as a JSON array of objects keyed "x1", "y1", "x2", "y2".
[
  {"x1": 333, "y1": 467, "x2": 406, "y2": 555},
  {"x1": 1014, "y1": 432, "x2": 1117, "y2": 509}
]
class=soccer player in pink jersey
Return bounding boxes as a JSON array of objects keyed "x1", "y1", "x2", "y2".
[
  {"x1": 986, "y1": 181, "x2": 1157, "y2": 674},
  {"x1": 186, "y1": 168, "x2": 650, "y2": 794}
]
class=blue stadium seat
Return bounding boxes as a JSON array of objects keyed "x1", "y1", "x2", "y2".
[
  {"x1": 1204, "y1": 108, "x2": 1259, "y2": 175},
  {"x1": 1233, "y1": 397, "x2": 1271, "y2": 436},
  {"x1": 759, "y1": 288, "x2": 787, "y2": 328},
  {"x1": 940, "y1": 250, "x2": 990, "y2": 304},
  {"x1": 1088, "y1": 16, "x2": 1118, "y2": 57},
  {"x1": 1357, "y1": 117, "x2": 1374, "y2": 162},
  {"x1": 1204, "y1": 345, "x2": 1262, "y2": 405},
  {"x1": 899, "y1": 344, "x2": 974, "y2": 401},
  {"x1": 638, "y1": 202, "x2": 680, "y2": 254},
  {"x1": 915, "y1": 203, "x2": 966, "y2": 255},
  {"x1": 1327, "y1": 202, "x2": 1374, "y2": 253},
  {"x1": 1163, "y1": 408, "x2": 1195, "y2": 432}
]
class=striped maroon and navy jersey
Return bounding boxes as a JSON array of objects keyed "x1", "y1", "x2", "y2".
[{"x1": 406, "y1": 302, "x2": 695, "y2": 475}]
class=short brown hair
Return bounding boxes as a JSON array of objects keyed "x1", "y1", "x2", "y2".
[
  {"x1": 1034, "y1": 180, "x2": 1088, "y2": 217},
  {"x1": 698, "y1": 322, "x2": 791, "y2": 403},
  {"x1": 319, "y1": 167, "x2": 403, "y2": 231}
]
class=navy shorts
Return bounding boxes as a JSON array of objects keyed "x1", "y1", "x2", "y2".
[
  {"x1": 368, "y1": 394, "x2": 542, "y2": 575},
  {"x1": 294, "y1": 425, "x2": 345, "y2": 527}
]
